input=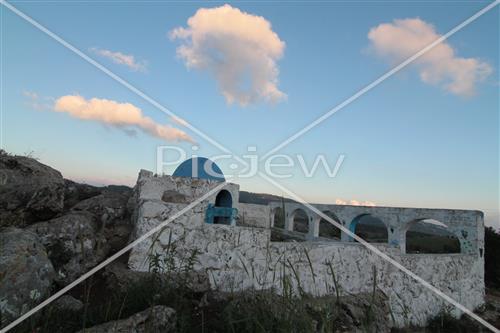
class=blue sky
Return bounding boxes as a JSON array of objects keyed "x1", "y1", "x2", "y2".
[{"x1": 1, "y1": 1, "x2": 498, "y2": 227}]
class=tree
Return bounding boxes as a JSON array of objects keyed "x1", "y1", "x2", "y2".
[{"x1": 484, "y1": 227, "x2": 500, "y2": 289}]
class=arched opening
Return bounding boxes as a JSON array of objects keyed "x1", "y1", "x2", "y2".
[
  {"x1": 351, "y1": 214, "x2": 388, "y2": 243},
  {"x1": 319, "y1": 211, "x2": 341, "y2": 240},
  {"x1": 292, "y1": 209, "x2": 309, "y2": 234},
  {"x1": 273, "y1": 207, "x2": 285, "y2": 228},
  {"x1": 214, "y1": 190, "x2": 232, "y2": 224},
  {"x1": 405, "y1": 219, "x2": 460, "y2": 254}
]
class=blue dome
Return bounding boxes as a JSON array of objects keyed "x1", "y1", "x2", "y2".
[{"x1": 172, "y1": 157, "x2": 225, "y2": 182}]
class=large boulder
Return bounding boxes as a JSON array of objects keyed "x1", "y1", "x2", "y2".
[
  {"x1": 0, "y1": 228, "x2": 55, "y2": 326},
  {"x1": 63, "y1": 179, "x2": 102, "y2": 210},
  {"x1": 0, "y1": 152, "x2": 65, "y2": 227},
  {"x1": 71, "y1": 186, "x2": 132, "y2": 225},
  {"x1": 71, "y1": 186, "x2": 133, "y2": 254},
  {"x1": 75, "y1": 306, "x2": 176, "y2": 333},
  {"x1": 27, "y1": 212, "x2": 109, "y2": 286}
]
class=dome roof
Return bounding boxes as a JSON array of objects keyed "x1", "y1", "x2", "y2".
[{"x1": 172, "y1": 157, "x2": 225, "y2": 182}]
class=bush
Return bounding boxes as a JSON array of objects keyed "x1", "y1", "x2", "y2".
[
  {"x1": 485, "y1": 227, "x2": 500, "y2": 289},
  {"x1": 425, "y1": 311, "x2": 471, "y2": 333}
]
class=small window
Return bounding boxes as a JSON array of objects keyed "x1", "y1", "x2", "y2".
[{"x1": 406, "y1": 219, "x2": 460, "y2": 254}]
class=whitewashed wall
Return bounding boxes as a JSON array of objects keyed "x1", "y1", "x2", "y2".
[
  {"x1": 128, "y1": 171, "x2": 485, "y2": 328},
  {"x1": 237, "y1": 203, "x2": 270, "y2": 228}
]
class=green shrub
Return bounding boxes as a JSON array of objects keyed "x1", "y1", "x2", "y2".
[{"x1": 485, "y1": 227, "x2": 500, "y2": 289}]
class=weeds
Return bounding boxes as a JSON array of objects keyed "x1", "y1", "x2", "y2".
[
  {"x1": 17, "y1": 221, "x2": 389, "y2": 333},
  {"x1": 304, "y1": 248, "x2": 317, "y2": 285},
  {"x1": 361, "y1": 265, "x2": 378, "y2": 332},
  {"x1": 425, "y1": 310, "x2": 473, "y2": 333},
  {"x1": 325, "y1": 260, "x2": 341, "y2": 305}
]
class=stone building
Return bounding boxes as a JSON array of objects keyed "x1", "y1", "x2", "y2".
[{"x1": 128, "y1": 158, "x2": 485, "y2": 328}]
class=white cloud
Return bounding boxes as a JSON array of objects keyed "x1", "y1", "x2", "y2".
[
  {"x1": 170, "y1": 4, "x2": 286, "y2": 106},
  {"x1": 368, "y1": 18, "x2": 492, "y2": 96},
  {"x1": 23, "y1": 91, "x2": 38, "y2": 100},
  {"x1": 91, "y1": 48, "x2": 147, "y2": 72},
  {"x1": 54, "y1": 95, "x2": 194, "y2": 143},
  {"x1": 23, "y1": 90, "x2": 53, "y2": 111},
  {"x1": 335, "y1": 199, "x2": 376, "y2": 207}
]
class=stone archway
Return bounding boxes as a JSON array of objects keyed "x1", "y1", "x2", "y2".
[
  {"x1": 349, "y1": 214, "x2": 388, "y2": 243},
  {"x1": 290, "y1": 208, "x2": 309, "y2": 234},
  {"x1": 318, "y1": 211, "x2": 341, "y2": 240}
]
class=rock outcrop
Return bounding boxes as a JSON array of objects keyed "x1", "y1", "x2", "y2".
[
  {"x1": 70, "y1": 187, "x2": 131, "y2": 225},
  {"x1": 0, "y1": 228, "x2": 55, "y2": 326},
  {"x1": 0, "y1": 151, "x2": 134, "y2": 289},
  {"x1": 71, "y1": 186, "x2": 133, "y2": 254},
  {"x1": 27, "y1": 212, "x2": 109, "y2": 286},
  {"x1": 63, "y1": 179, "x2": 102, "y2": 210},
  {"x1": 0, "y1": 152, "x2": 65, "y2": 227}
]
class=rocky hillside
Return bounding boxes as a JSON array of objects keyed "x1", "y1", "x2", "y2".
[
  {"x1": 239, "y1": 190, "x2": 297, "y2": 205},
  {"x1": 0, "y1": 150, "x2": 139, "y2": 330},
  {"x1": 1, "y1": 151, "x2": 498, "y2": 332}
]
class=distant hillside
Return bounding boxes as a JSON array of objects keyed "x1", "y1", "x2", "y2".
[{"x1": 238, "y1": 191, "x2": 296, "y2": 205}]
